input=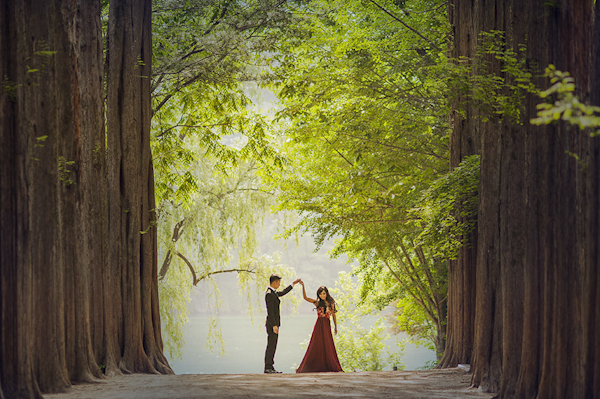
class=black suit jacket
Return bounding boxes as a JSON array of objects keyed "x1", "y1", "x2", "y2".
[{"x1": 265, "y1": 285, "x2": 293, "y2": 328}]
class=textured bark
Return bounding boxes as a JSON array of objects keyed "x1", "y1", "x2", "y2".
[
  {"x1": 438, "y1": 0, "x2": 480, "y2": 369},
  {"x1": 1, "y1": 1, "x2": 72, "y2": 396},
  {"x1": 587, "y1": 5, "x2": 600, "y2": 395},
  {"x1": 55, "y1": 0, "x2": 104, "y2": 386},
  {"x1": 106, "y1": 0, "x2": 172, "y2": 375},
  {"x1": 75, "y1": 0, "x2": 110, "y2": 370},
  {"x1": 447, "y1": 0, "x2": 600, "y2": 398},
  {"x1": 1, "y1": 0, "x2": 171, "y2": 397}
]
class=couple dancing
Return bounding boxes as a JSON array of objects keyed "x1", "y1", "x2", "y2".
[{"x1": 264, "y1": 274, "x2": 343, "y2": 374}]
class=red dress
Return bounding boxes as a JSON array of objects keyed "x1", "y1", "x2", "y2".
[{"x1": 296, "y1": 305, "x2": 343, "y2": 373}]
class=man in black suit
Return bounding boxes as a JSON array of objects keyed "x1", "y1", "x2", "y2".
[{"x1": 264, "y1": 274, "x2": 300, "y2": 374}]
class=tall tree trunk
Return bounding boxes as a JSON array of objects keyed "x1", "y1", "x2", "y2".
[
  {"x1": 447, "y1": 0, "x2": 600, "y2": 397},
  {"x1": 106, "y1": 0, "x2": 172, "y2": 375},
  {"x1": 587, "y1": 4, "x2": 600, "y2": 394},
  {"x1": 75, "y1": 0, "x2": 110, "y2": 370},
  {"x1": 62, "y1": 0, "x2": 108, "y2": 385},
  {"x1": 433, "y1": 291, "x2": 447, "y2": 362},
  {"x1": 0, "y1": 1, "x2": 75, "y2": 396},
  {"x1": 437, "y1": 0, "x2": 480, "y2": 369}
]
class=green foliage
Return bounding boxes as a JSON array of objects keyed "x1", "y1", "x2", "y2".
[
  {"x1": 151, "y1": 81, "x2": 283, "y2": 206},
  {"x1": 35, "y1": 135, "x2": 48, "y2": 148},
  {"x1": 25, "y1": 43, "x2": 56, "y2": 85},
  {"x1": 58, "y1": 156, "x2": 75, "y2": 186},
  {"x1": 155, "y1": 134, "x2": 297, "y2": 357},
  {"x1": 265, "y1": 0, "x2": 450, "y2": 353},
  {"x1": 531, "y1": 65, "x2": 600, "y2": 135},
  {"x1": 345, "y1": 237, "x2": 447, "y2": 355},
  {"x1": 1, "y1": 76, "x2": 19, "y2": 100},
  {"x1": 159, "y1": 257, "x2": 193, "y2": 358},
  {"x1": 2, "y1": 45, "x2": 56, "y2": 99},
  {"x1": 389, "y1": 296, "x2": 435, "y2": 351},
  {"x1": 446, "y1": 30, "x2": 538, "y2": 123},
  {"x1": 150, "y1": 0, "x2": 305, "y2": 356},
  {"x1": 328, "y1": 272, "x2": 405, "y2": 372},
  {"x1": 411, "y1": 155, "x2": 480, "y2": 260},
  {"x1": 416, "y1": 359, "x2": 438, "y2": 370},
  {"x1": 266, "y1": 0, "x2": 451, "y2": 262},
  {"x1": 151, "y1": 0, "x2": 298, "y2": 205}
]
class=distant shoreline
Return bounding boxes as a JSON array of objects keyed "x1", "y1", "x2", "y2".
[{"x1": 166, "y1": 314, "x2": 435, "y2": 374}]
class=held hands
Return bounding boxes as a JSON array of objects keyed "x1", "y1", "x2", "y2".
[{"x1": 292, "y1": 278, "x2": 301, "y2": 285}]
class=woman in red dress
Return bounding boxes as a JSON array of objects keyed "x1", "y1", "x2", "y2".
[{"x1": 296, "y1": 281, "x2": 343, "y2": 373}]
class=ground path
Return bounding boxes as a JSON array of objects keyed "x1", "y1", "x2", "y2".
[{"x1": 46, "y1": 368, "x2": 493, "y2": 399}]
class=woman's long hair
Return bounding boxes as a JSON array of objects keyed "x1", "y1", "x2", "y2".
[{"x1": 316, "y1": 286, "x2": 336, "y2": 312}]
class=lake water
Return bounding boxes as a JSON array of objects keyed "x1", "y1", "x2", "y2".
[{"x1": 167, "y1": 315, "x2": 436, "y2": 374}]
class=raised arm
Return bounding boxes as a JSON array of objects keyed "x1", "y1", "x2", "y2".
[
  {"x1": 299, "y1": 281, "x2": 316, "y2": 303},
  {"x1": 277, "y1": 278, "x2": 301, "y2": 297}
]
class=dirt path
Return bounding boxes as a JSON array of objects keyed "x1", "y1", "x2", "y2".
[{"x1": 45, "y1": 368, "x2": 493, "y2": 399}]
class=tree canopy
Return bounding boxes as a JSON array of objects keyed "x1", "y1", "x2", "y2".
[
  {"x1": 263, "y1": 0, "x2": 458, "y2": 357},
  {"x1": 149, "y1": 0, "x2": 305, "y2": 356}
]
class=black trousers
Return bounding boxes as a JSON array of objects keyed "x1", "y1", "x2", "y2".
[{"x1": 264, "y1": 325, "x2": 279, "y2": 370}]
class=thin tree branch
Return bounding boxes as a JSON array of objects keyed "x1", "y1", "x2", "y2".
[
  {"x1": 403, "y1": 2, "x2": 448, "y2": 14},
  {"x1": 177, "y1": 0, "x2": 232, "y2": 61},
  {"x1": 237, "y1": 188, "x2": 275, "y2": 195},
  {"x1": 355, "y1": 219, "x2": 407, "y2": 224},
  {"x1": 413, "y1": 242, "x2": 440, "y2": 294},
  {"x1": 174, "y1": 252, "x2": 257, "y2": 286},
  {"x1": 158, "y1": 218, "x2": 188, "y2": 280},
  {"x1": 159, "y1": 250, "x2": 173, "y2": 280},
  {"x1": 153, "y1": 50, "x2": 229, "y2": 115},
  {"x1": 323, "y1": 137, "x2": 390, "y2": 191},
  {"x1": 336, "y1": 131, "x2": 447, "y2": 160},
  {"x1": 368, "y1": 0, "x2": 441, "y2": 52},
  {"x1": 379, "y1": 249, "x2": 436, "y2": 321},
  {"x1": 176, "y1": 252, "x2": 199, "y2": 285},
  {"x1": 156, "y1": 123, "x2": 231, "y2": 138},
  {"x1": 394, "y1": 243, "x2": 438, "y2": 317},
  {"x1": 196, "y1": 268, "x2": 256, "y2": 284}
]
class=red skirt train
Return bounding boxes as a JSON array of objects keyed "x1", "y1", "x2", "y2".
[{"x1": 296, "y1": 316, "x2": 343, "y2": 373}]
